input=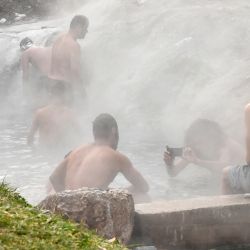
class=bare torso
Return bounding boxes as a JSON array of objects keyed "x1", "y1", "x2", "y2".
[
  {"x1": 22, "y1": 47, "x2": 51, "y2": 77},
  {"x1": 65, "y1": 145, "x2": 121, "y2": 190},
  {"x1": 50, "y1": 33, "x2": 80, "y2": 83},
  {"x1": 35, "y1": 104, "x2": 80, "y2": 148}
]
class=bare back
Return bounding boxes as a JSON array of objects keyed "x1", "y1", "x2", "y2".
[
  {"x1": 65, "y1": 145, "x2": 121, "y2": 190},
  {"x1": 50, "y1": 33, "x2": 80, "y2": 83},
  {"x1": 49, "y1": 143, "x2": 149, "y2": 194},
  {"x1": 21, "y1": 47, "x2": 51, "y2": 77},
  {"x1": 30, "y1": 104, "x2": 80, "y2": 148}
]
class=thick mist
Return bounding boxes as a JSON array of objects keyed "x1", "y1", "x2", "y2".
[{"x1": 0, "y1": 0, "x2": 250, "y2": 203}]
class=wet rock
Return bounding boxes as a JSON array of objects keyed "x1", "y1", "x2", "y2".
[
  {"x1": 0, "y1": 0, "x2": 83, "y2": 24},
  {"x1": 38, "y1": 188, "x2": 135, "y2": 244}
]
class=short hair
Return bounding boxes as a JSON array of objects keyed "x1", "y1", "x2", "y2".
[
  {"x1": 93, "y1": 114, "x2": 118, "y2": 140},
  {"x1": 19, "y1": 37, "x2": 33, "y2": 50},
  {"x1": 70, "y1": 15, "x2": 88, "y2": 29}
]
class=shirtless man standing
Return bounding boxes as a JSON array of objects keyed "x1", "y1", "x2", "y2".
[
  {"x1": 49, "y1": 15, "x2": 89, "y2": 102},
  {"x1": 222, "y1": 104, "x2": 250, "y2": 194},
  {"x1": 20, "y1": 37, "x2": 52, "y2": 106},
  {"x1": 48, "y1": 113, "x2": 149, "y2": 202}
]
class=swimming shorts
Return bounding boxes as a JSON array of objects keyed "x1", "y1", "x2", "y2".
[{"x1": 227, "y1": 165, "x2": 250, "y2": 193}]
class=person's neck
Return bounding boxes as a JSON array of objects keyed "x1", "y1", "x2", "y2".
[
  {"x1": 68, "y1": 30, "x2": 77, "y2": 40},
  {"x1": 94, "y1": 139, "x2": 111, "y2": 148}
]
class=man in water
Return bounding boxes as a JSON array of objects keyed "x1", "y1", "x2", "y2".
[
  {"x1": 164, "y1": 119, "x2": 244, "y2": 176},
  {"x1": 49, "y1": 15, "x2": 89, "y2": 102},
  {"x1": 27, "y1": 82, "x2": 81, "y2": 158},
  {"x1": 20, "y1": 37, "x2": 52, "y2": 107},
  {"x1": 222, "y1": 104, "x2": 250, "y2": 194},
  {"x1": 48, "y1": 113, "x2": 149, "y2": 202}
]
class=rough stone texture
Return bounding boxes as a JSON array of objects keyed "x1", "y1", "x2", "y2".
[
  {"x1": 0, "y1": 0, "x2": 83, "y2": 24},
  {"x1": 132, "y1": 195, "x2": 250, "y2": 250},
  {"x1": 38, "y1": 188, "x2": 134, "y2": 244}
]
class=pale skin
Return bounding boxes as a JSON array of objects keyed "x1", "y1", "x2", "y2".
[
  {"x1": 48, "y1": 133, "x2": 149, "y2": 200},
  {"x1": 164, "y1": 138, "x2": 244, "y2": 177},
  {"x1": 221, "y1": 104, "x2": 250, "y2": 194},
  {"x1": 27, "y1": 100, "x2": 80, "y2": 148},
  {"x1": 21, "y1": 46, "x2": 52, "y2": 82},
  {"x1": 49, "y1": 23, "x2": 88, "y2": 89}
]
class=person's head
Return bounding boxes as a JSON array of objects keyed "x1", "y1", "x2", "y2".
[
  {"x1": 93, "y1": 113, "x2": 119, "y2": 150},
  {"x1": 185, "y1": 119, "x2": 227, "y2": 160},
  {"x1": 50, "y1": 82, "x2": 67, "y2": 102},
  {"x1": 69, "y1": 15, "x2": 89, "y2": 39},
  {"x1": 20, "y1": 37, "x2": 33, "y2": 51}
]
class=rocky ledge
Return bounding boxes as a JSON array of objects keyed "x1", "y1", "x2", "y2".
[{"x1": 0, "y1": 0, "x2": 82, "y2": 24}]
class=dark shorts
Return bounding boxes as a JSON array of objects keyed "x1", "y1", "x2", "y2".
[{"x1": 228, "y1": 165, "x2": 250, "y2": 193}]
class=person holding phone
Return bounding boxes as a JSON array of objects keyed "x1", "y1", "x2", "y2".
[{"x1": 164, "y1": 119, "x2": 244, "y2": 177}]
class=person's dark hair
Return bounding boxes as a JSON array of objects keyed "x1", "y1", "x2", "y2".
[
  {"x1": 93, "y1": 114, "x2": 118, "y2": 140},
  {"x1": 20, "y1": 37, "x2": 33, "y2": 50},
  {"x1": 70, "y1": 15, "x2": 88, "y2": 29},
  {"x1": 185, "y1": 118, "x2": 227, "y2": 160}
]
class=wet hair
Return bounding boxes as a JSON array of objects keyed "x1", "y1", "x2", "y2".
[
  {"x1": 93, "y1": 114, "x2": 118, "y2": 140},
  {"x1": 20, "y1": 37, "x2": 33, "y2": 50},
  {"x1": 70, "y1": 15, "x2": 88, "y2": 29}
]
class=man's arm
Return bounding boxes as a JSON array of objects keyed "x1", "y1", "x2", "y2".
[
  {"x1": 49, "y1": 158, "x2": 68, "y2": 193},
  {"x1": 245, "y1": 104, "x2": 250, "y2": 164},
  {"x1": 27, "y1": 112, "x2": 39, "y2": 146},
  {"x1": 119, "y1": 154, "x2": 149, "y2": 193}
]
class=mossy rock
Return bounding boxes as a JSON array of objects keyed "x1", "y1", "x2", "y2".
[{"x1": 0, "y1": 182, "x2": 127, "y2": 249}]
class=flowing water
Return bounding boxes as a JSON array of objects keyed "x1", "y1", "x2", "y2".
[{"x1": 0, "y1": 0, "x2": 250, "y2": 204}]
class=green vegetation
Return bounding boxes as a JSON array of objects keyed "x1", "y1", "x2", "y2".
[{"x1": 0, "y1": 182, "x2": 127, "y2": 249}]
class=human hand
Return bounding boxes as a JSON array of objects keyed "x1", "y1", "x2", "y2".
[
  {"x1": 164, "y1": 149, "x2": 174, "y2": 166},
  {"x1": 182, "y1": 147, "x2": 198, "y2": 164}
]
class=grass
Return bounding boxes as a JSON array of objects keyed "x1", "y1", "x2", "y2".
[{"x1": 0, "y1": 182, "x2": 127, "y2": 250}]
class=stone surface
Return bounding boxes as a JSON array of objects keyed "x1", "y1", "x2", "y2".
[
  {"x1": 132, "y1": 195, "x2": 250, "y2": 249},
  {"x1": 0, "y1": 0, "x2": 83, "y2": 24},
  {"x1": 38, "y1": 188, "x2": 134, "y2": 244}
]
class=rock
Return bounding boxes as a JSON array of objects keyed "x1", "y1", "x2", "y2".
[
  {"x1": 0, "y1": 0, "x2": 84, "y2": 24},
  {"x1": 0, "y1": 18, "x2": 7, "y2": 24},
  {"x1": 14, "y1": 13, "x2": 26, "y2": 21},
  {"x1": 38, "y1": 188, "x2": 134, "y2": 244}
]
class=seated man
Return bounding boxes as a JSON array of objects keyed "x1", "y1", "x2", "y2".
[
  {"x1": 27, "y1": 82, "x2": 81, "y2": 157},
  {"x1": 48, "y1": 113, "x2": 149, "y2": 202},
  {"x1": 222, "y1": 104, "x2": 250, "y2": 194},
  {"x1": 164, "y1": 119, "x2": 244, "y2": 177},
  {"x1": 20, "y1": 37, "x2": 52, "y2": 107}
]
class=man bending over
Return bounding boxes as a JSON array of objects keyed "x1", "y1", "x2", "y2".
[
  {"x1": 20, "y1": 37, "x2": 52, "y2": 107},
  {"x1": 48, "y1": 113, "x2": 149, "y2": 201}
]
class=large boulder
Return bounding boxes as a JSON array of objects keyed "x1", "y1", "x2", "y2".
[{"x1": 38, "y1": 188, "x2": 134, "y2": 244}]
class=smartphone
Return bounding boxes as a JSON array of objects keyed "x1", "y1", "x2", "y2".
[{"x1": 166, "y1": 146, "x2": 183, "y2": 157}]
